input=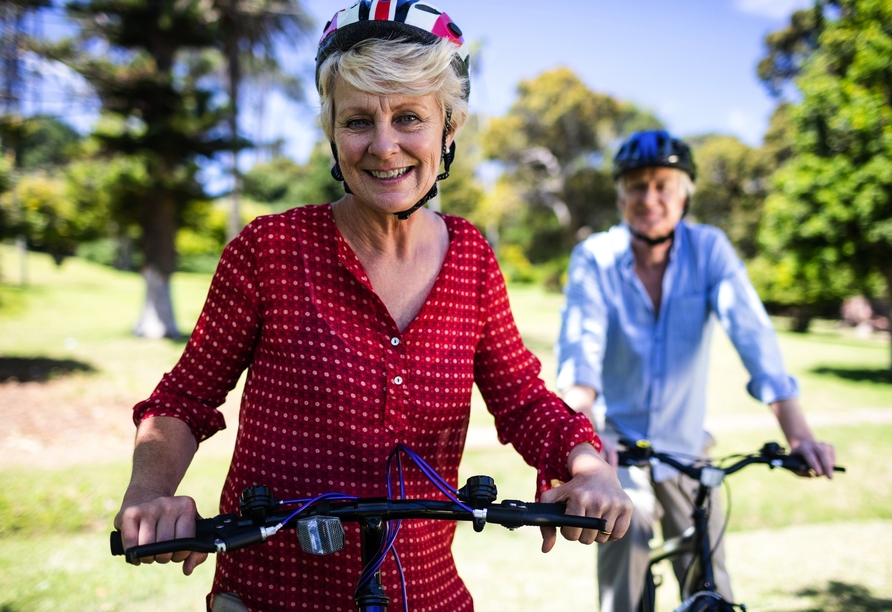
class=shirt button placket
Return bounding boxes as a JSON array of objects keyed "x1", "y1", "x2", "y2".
[{"x1": 384, "y1": 334, "x2": 408, "y2": 432}]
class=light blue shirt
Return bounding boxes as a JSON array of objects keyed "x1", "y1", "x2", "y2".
[{"x1": 556, "y1": 221, "x2": 798, "y2": 479}]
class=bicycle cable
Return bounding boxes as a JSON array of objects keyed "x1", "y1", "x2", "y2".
[{"x1": 355, "y1": 444, "x2": 476, "y2": 612}]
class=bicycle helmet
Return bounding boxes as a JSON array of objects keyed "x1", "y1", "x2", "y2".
[
  {"x1": 315, "y1": 0, "x2": 470, "y2": 220},
  {"x1": 612, "y1": 129, "x2": 696, "y2": 181},
  {"x1": 316, "y1": 0, "x2": 470, "y2": 99}
]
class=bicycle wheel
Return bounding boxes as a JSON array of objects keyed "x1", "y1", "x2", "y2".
[{"x1": 677, "y1": 591, "x2": 738, "y2": 612}]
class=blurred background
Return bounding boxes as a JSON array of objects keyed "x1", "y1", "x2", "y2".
[{"x1": 1, "y1": 1, "x2": 891, "y2": 610}]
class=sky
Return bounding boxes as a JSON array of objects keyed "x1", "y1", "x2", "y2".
[{"x1": 255, "y1": 0, "x2": 813, "y2": 166}]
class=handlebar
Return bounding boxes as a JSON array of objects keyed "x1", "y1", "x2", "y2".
[
  {"x1": 616, "y1": 440, "x2": 845, "y2": 484},
  {"x1": 110, "y1": 477, "x2": 607, "y2": 564}
]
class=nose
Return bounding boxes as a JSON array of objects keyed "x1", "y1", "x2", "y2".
[
  {"x1": 643, "y1": 183, "x2": 662, "y2": 207},
  {"x1": 368, "y1": 121, "x2": 399, "y2": 158}
]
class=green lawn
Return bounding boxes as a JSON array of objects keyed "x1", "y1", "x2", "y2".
[{"x1": 1, "y1": 245, "x2": 891, "y2": 611}]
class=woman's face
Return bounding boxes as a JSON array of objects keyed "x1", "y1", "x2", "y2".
[{"x1": 332, "y1": 78, "x2": 452, "y2": 215}]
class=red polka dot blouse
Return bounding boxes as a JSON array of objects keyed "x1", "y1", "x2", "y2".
[{"x1": 134, "y1": 204, "x2": 598, "y2": 611}]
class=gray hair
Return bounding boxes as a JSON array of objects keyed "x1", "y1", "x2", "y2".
[{"x1": 317, "y1": 37, "x2": 469, "y2": 141}]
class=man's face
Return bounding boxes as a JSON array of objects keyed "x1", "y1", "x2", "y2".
[{"x1": 617, "y1": 167, "x2": 688, "y2": 240}]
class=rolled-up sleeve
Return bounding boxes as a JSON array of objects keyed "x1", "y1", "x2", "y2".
[{"x1": 133, "y1": 225, "x2": 263, "y2": 442}]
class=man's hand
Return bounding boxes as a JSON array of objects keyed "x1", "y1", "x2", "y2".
[
  {"x1": 539, "y1": 444, "x2": 632, "y2": 553},
  {"x1": 770, "y1": 398, "x2": 837, "y2": 478},
  {"x1": 789, "y1": 439, "x2": 837, "y2": 478}
]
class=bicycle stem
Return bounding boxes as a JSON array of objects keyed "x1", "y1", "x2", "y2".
[{"x1": 355, "y1": 517, "x2": 391, "y2": 612}]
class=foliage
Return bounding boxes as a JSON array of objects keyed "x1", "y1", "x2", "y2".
[
  {"x1": 211, "y1": 0, "x2": 313, "y2": 239},
  {"x1": 688, "y1": 134, "x2": 773, "y2": 259},
  {"x1": 483, "y1": 67, "x2": 662, "y2": 264},
  {"x1": 758, "y1": 0, "x2": 892, "y2": 345},
  {"x1": 0, "y1": 114, "x2": 88, "y2": 250},
  {"x1": 438, "y1": 114, "x2": 486, "y2": 225},
  {"x1": 0, "y1": 170, "x2": 105, "y2": 264},
  {"x1": 177, "y1": 198, "x2": 271, "y2": 273},
  {"x1": 0, "y1": 152, "x2": 10, "y2": 193},
  {"x1": 12, "y1": 115, "x2": 82, "y2": 170},
  {"x1": 242, "y1": 141, "x2": 343, "y2": 211},
  {"x1": 757, "y1": 3, "x2": 824, "y2": 97}
]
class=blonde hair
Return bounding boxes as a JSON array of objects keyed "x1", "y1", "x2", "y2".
[
  {"x1": 615, "y1": 168, "x2": 696, "y2": 203},
  {"x1": 317, "y1": 37, "x2": 469, "y2": 140}
]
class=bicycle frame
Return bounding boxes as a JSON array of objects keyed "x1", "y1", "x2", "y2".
[
  {"x1": 637, "y1": 478, "x2": 718, "y2": 612},
  {"x1": 619, "y1": 440, "x2": 844, "y2": 612}
]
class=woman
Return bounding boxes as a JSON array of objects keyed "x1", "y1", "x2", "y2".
[{"x1": 114, "y1": 2, "x2": 631, "y2": 610}]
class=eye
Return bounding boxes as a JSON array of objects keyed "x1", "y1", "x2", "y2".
[
  {"x1": 343, "y1": 117, "x2": 370, "y2": 129},
  {"x1": 395, "y1": 113, "x2": 420, "y2": 125}
]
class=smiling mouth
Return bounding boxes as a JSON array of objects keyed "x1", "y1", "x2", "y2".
[{"x1": 368, "y1": 167, "x2": 411, "y2": 179}]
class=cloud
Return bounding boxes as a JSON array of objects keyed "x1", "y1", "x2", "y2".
[{"x1": 733, "y1": 0, "x2": 814, "y2": 20}]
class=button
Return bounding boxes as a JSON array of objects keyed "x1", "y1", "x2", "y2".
[
  {"x1": 390, "y1": 337, "x2": 400, "y2": 346},
  {"x1": 393, "y1": 376, "x2": 403, "y2": 385}
]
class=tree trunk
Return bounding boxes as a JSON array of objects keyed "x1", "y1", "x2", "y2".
[
  {"x1": 225, "y1": 15, "x2": 242, "y2": 242},
  {"x1": 885, "y1": 267, "x2": 892, "y2": 375},
  {"x1": 790, "y1": 305, "x2": 812, "y2": 333},
  {"x1": 133, "y1": 191, "x2": 180, "y2": 339},
  {"x1": 133, "y1": 265, "x2": 179, "y2": 339}
]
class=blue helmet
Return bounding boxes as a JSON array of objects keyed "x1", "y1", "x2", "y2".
[{"x1": 612, "y1": 130, "x2": 696, "y2": 181}]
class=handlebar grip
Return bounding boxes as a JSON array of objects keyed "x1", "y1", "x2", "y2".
[
  {"x1": 110, "y1": 531, "x2": 125, "y2": 556},
  {"x1": 486, "y1": 502, "x2": 607, "y2": 531},
  {"x1": 779, "y1": 455, "x2": 846, "y2": 473},
  {"x1": 110, "y1": 531, "x2": 221, "y2": 564}
]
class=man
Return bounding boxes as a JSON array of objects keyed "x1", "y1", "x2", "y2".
[{"x1": 555, "y1": 130, "x2": 836, "y2": 612}]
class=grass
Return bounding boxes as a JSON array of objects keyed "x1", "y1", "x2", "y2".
[{"x1": 1, "y1": 245, "x2": 891, "y2": 611}]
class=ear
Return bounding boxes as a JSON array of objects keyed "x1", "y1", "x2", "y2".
[{"x1": 445, "y1": 123, "x2": 456, "y2": 148}]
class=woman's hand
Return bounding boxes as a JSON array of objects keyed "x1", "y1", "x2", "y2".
[
  {"x1": 538, "y1": 443, "x2": 632, "y2": 553},
  {"x1": 114, "y1": 492, "x2": 207, "y2": 575},
  {"x1": 115, "y1": 416, "x2": 204, "y2": 575}
]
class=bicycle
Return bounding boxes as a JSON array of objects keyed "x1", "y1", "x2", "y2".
[
  {"x1": 616, "y1": 439, "x2": 845, "y2": 612},
  {"x1": 110, "y1": 443, "x2": 607, "y2": 612}
]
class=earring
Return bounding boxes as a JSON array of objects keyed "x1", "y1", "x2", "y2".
[{"x1": 331, "y1": 162, "x2": 344, "y2": 182}]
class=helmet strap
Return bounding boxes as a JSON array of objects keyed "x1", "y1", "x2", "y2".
[
  {"x1": 330, "y1": 143, "x2": 353, "y2": 195},
  {"x1": 630, "y1": 227, "x2": 675, "y2": 246}
]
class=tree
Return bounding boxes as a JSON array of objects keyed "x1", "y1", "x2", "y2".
[
  {"x1": 756, "y1": 3, "x2": 824, "y2": 98},
  {"x1": 0, "y1": 169, "x2": 105, "y2": 263},
  {"x1": 41, "y1": 0, "x2": 231, "y2": 338},
  {"x1": 437, "y1": 114, "x2": 485, "y2": 226},
  {"x1": 688, "y1": 134, "x2": 773, "y2": 260},
  {"x1": 212, "y1": 0, "x2": 313, "y2": 240},
  {"x1": 758, "y1": 0, "x2": 892, "y2": 367},
  {"x1": 242, "y1": 140, "x2": 343, "y2": 211},
  {"x1": 1, "y1": 0, "x2": 51, "y2": 114},
  {"x1": 483, "y1": 67, "x2": 661, "y2": 266}
]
